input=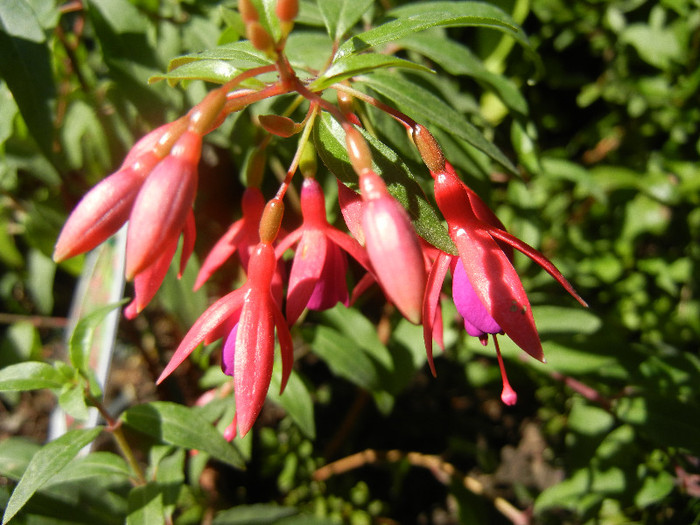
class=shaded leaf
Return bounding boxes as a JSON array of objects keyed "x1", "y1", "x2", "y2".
[
  {"x1": 2, "y1": 427, "x2": 102, "y2": 525},
  {"x1": 313, "y1": 53, "x2": 432, "y2": 90},
  {"x1": 127, "y1": 483, "x2": 164, "y2": 525},
  {"x1": 121, "y1": 401, "x2": 245, "y2": 468},
  {"x1": 268, "y1": 367, "x2": 316, "y2": 440},
  {"x1": 68, "y1": 300, "x2": 128, "y2": 374}
]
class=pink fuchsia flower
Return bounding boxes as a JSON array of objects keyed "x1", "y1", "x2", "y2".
[
  {"x1": 274, "y1": 177, "x2": 373, "y2": 325},
  {"x1": 359, "y1": 170, "x2": 427, "y2": 324},
  {"x1": 194, "y1": 187, "x2": 266, "y2": 290},
  {"x1": 157, "y1": 240, "x2": 293, "y2": 437},
  {"x1": 53, "y1": 120, "x2": 185, "y2": 263}
]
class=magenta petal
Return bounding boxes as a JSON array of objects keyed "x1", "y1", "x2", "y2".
[
  {"x1": 307, "y1": 240, "x2": 349, "y2": 311},
  {"x1": 452, "y1": 257, "x2": 502, "y2": 337},
  {"x1": 286, "y1": 230, "x2": 327, "y2": 325},
  {"x1": 423, "y1": 252, "x2": 450, "y2": 376}
]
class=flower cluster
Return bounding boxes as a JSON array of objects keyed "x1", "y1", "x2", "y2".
[{"x1": 54, "y1": 0, "x2": 586, "y2": 436}]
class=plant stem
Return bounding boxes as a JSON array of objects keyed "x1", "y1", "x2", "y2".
[{"x1": 314, "y1": 449, "x2": 530, "y2": 525}]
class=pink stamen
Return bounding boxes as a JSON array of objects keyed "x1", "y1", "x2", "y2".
[{"x1": 494, "y1": 335, "x2": 517, "y2": 406}]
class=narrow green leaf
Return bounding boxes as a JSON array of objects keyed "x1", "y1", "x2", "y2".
[
  {"x1": 0, "y1": 0, "x2": 56, "y2": 159},
  {"x1": 0, "y1": 361, "x2": 66, "y2": 391},
  {"x1": 212, "y1": 504, "x2": 297, "y2": 525},
  {"x1": 2, "y1": 427, "x2": 102, "y2": 525},
  {"x1": 357, "y1": 72, "x2": 518, "y2": 174},
  {"x1": 313, "y1": 113, "x2": 455, "y2": 254},
  {"x1": 336, "y1": 1, "x2": 531, "y2": 61},
  {"x1": 0, "y1": 437, "x2": 40, "y2": 480},
  {"x1": 121, "y1": 401, "x2": 245, "y2": 468},
  {"x1": 127, "y1": 483, "x2": 164, "y2": 525},
  {"x1": 396, "y1": 33, "x2": 528, "y2": 115},
  {"x1": 268, "y1": 367, "x2": 316, "y2": 439},
  {"x1": 317, "y1": 0, "x2": 374, "y2": 41},
  {"x1": 312, "y1": 53, "x2": 432, "y2": 90},
  {"x1": 68, "y1": 300, "x2": 128, "y2": 373}
]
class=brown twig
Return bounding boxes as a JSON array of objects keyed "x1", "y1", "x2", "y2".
[{"x1": 314, "y1": 449, "x2": 530, "y2": 525}]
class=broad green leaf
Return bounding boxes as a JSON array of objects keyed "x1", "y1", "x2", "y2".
[
  {"x1": 0, "y1": 361, "x2": 65, "y2": 391},
  {"x1": 27, "y1": 248, "x2": 55, "y2": 315},
  {"x1": 313, "y1": 113, "x2": 455, "y2": 254},
  {"x1": 317, "y1": 0, "x2": 374, "y2": 41},
  {"x1": 121, "y1": 401, "x2": 245, "y2": 468},
  {"x1": 2, "y1": 427, "x2": 102, "y2": 525},
  {"x1": 268, "y1": 367, "x2": 316, "y2": 440},
  {"x1": 310, "y1": 325, "x2": 379, "y2": 391},
  {"x1": 357, "y1": 72, "x2": 518, "y2": 174},
  {"x1": 336, "y1": 1, "x2": 531, "y2": 60},
  {"x1": 396, "y1": 33, "x2": 528, "y2": 115},
  {"x1": 167, "y1": 41, "x2": 271, "y2": 72},
  {"x1": 284, "y1": 31, "x2": 335, "y2": 73},
  {"x1": 44, "y1": 452, "x2": 130, "y2": 486},
  {"x1": 58, "y1": 383, "x2": 90, "y2": 421},
  {"x1": 312, "y1": 53, "x2": 432, "y2": 90},
  {"x1": 127, "y1": 483, "x2": 164, "y2": 525},
  {"x1": 635, "y1": 470, "x2": 675, "y2": 508},
  {"x1": 0, "y1": 0, "x2": 56, "y2": 159},
  {"x1": 68, "y1": 300, "x2": 128, "y2": 373}
]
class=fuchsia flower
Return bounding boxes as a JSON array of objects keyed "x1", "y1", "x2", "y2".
[
  {"x1": 413, "y1": 123, "x2": 586, "y2": 403},
  {"x1": 157, "y1": 240, "x2": 293, "y2": 437},
  {"x1": 359, "y1": 170, "x2": 427, "y2": 324},
  {"x1": 194, "y1": 187, "x2": 266, "y2": 290},
  {"x1": 53, "y1": 121, "x2": 183, "y2": 262},
  {"x1": 274, "y1": 177, "x2": 373, "y2": 325}
]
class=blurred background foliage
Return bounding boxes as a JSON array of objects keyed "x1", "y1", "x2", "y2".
[{"x1": 1, "y1": 0, "x2": 699, "y2": 523}]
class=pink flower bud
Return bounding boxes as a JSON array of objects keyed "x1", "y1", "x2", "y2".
[{"x1": 360, "y1": 171, "x2": 426, "y2": 324}]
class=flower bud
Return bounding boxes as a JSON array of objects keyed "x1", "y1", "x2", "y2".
[
  {"x1": 360, "y1": 171, "x2": 426, "y2": 324},
  {"x1": 246, "y1": 148, "x2": 266, "y2": 188},
  {"x1": 247, "y1": 21, "x2": 273, "y2": 53},
  {"x1": 413, "y1": 124, "x2": 445, "y2": 173},
  {"x1": 259, "y1": 198, "x2": 284, "y2": 243},
  {"x1": 189, "y1": 88, "x2": 227, "y2": 136},
  {"x1": 276, "y1": 0, "x2": 298, "y2": 23},
  {"x1": 239, "y1": 0, "x2": 258, "y2": 23},
  {"x1": 258, "y1": 114, "x2": 297, "y2": 137},
  {"x1": 345, "y1": 126, "x2": 372, "y2": 176}
]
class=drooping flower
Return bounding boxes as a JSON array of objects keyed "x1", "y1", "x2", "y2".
[
  {"x1": 274, "y1": 177, "x2": 373, "y2": 325},
  {"x1": 413, "y1": 124, "x2": 586, "y2": 403},
  {"x1": 194, "y1": 187, "x2": 266, "y2": 290},
  {"x1": 157, "y1": 240, "x2": 293, "y2": 437},
  {"x1": 359, "y1": 170, "x2": 427, "y2": 324}
]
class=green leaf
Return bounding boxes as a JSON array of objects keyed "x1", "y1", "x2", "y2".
[
  {"x1": 27, "y1": 248, "x2": 55, "y2": 315},
  {"x1": 357, "y1": 72, "x2": 518, "y2": 174},
  {"x1": 396, "y1": 33, "x2": 528, "y2": 115},
  {"x1": 336, "y1": 1, "x2": 531, "y2": 61},
  {"x1": 314, "y1": 112, "x2": 455, "y2": 254},
  {"x1": 0, "y1": 361, "x2": 66, "y2": 391},
  {"x1": 212, "y1": 504, "x2": 297, "y2": 525},
  {"x1": 0, "y1": 437, "x2": 40, "y2": 480},
  {"x1": 57, "y1": 383, "x2": 90, "y2": 421},
  {"x1": 121, "y1": 401, "x2": 245, "y2": 468},
  {"x1": 127, "y1": 483, "x2": 164, "y2": 525},
  {"x1": 313, "y1": 53, "x2": 432, "y2": 90},
  {"x1": 268, "y1": 368, "x2": 316, "y2": 440},
  {"x1": 2, "y1": 427, "x2": 102, "y2": 525},
  {"x1": 44, "y1": 452, "x2": 130, "y2": 486},
  {"x1": 0, "y1": 0, "x2": 56, "y2": 159},
  {"x1": 319, "y1": 304, "x2": 393, "y2": 371},
  {"x1": 310, "y1": 325, "x2": 379, "y2": 390},
  {"x1": 317, "y1": 0, "x2": 374, "y2": 41},
  {"x1": 68, "y1": 300, "x2": 128, "y2": 374}
]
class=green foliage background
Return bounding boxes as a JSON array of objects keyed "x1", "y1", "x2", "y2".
[{"x1": 1, "y1": 0, "x2": 699, "y2": 523}]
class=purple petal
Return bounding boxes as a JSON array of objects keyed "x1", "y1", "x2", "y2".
[
  {"x1": 221, "y1": 323, "x2": 239, "y2": 376},
  {"x1": 452, "y1": 257, "x2": 502, "y2": 337}
]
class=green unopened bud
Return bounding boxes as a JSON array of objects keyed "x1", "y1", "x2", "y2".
[
  {"x1": 259, "y1": 198, "x2": 284, "y2": 243},
  {"x1": 246, "y1": 148, "x2": 267, "y2": 188},
  {"x1": 299, "y1": 141, "x2": 317, "y2": 179},
  {"x1": 345, "y1": 126, "x2": 372, "y2": 176},
  {"x1": 413, "y1": 124, "x2": 445, "y2": 173},
  {"x1": 239, "y1": 0, "x2": 258, "y2": 23},
  {"x1": 258, "y1": 114, "x2": 297, "y2": 137}
]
